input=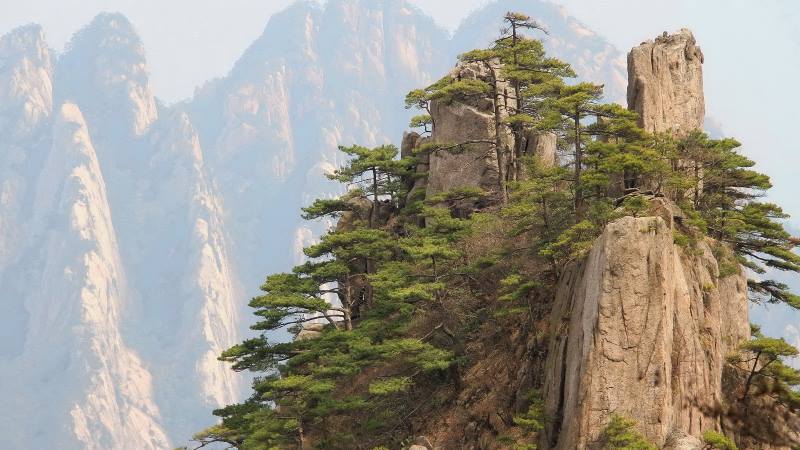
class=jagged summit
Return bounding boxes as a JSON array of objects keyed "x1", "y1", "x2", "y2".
[
  {"x1": 627, "y1": 28, "x2": 705, "y2": 135},
  {"x1": 56, "y1": 12, "x2": 157, "y2": 137},
  {"x1": 0, "y1": 23, "x2": 53, "y2": 139},
  {"x1": 0, "y1": 23, "x2": 48, "y2": 57}
]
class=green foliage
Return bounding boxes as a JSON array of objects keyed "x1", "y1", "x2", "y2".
[
  {"x1": 512, "y1": 390, "x2": 545, "y2": 432},
  {"x1": 194, "y1": 141, "x2": 478, "y2": 449},
  {"x1": 197, "y1": 10, "x2": 800, "y2": 450},
  {"x1": 702, "y1": 430, "x2": 738, "y2": 450},
  {"x1": 599, "y1": 415, "x2": 657, "y2": 450},
  {"x1": 727, "y1": 329, "x2": 800, "y2": 410}
]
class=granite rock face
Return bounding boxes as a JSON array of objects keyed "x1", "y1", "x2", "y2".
[
  {"x1": 424, "y1": 61, "x2": 557, "y2": 199},
  {"x1": 542, "y1": 211, "x2": 749, "y2": 449},
  {"x1": 425, "y1": 60, "x2": 508, "y2": 198},
  {"x1": 0, "y1": 103, "x2": 171, "y2": 450},
  {"x1": 0, "y1": 24, "x2": 53, "y2": 140},
  {"x1": 627, "y1": 29, "x2": 704, "y2": 135}
]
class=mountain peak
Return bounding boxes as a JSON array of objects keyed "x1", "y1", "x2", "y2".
[
  {"x1": 56, "y1": 12, "x2": 157, "y2": 137},
  {"x1": 0, "y1": 23, "x2": 53, "y2": 139},
  {"x1": 0, "y1": 23, "x2": 47, "y2": 55}
]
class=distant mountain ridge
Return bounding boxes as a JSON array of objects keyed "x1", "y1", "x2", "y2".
[{"x1": 0, "y1": 1, "x2": 626, "y2": 447}]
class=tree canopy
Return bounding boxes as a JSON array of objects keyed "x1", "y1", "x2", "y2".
[{"x1": 191, "y1": 11, "x2": 800, "y2": 450}]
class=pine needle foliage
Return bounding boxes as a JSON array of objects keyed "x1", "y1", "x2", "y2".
[{"x1": 194, "y1": 11, "x2": 800, "y2": 450}]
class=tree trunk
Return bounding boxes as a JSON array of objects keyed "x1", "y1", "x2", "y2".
[
  {"x1": 370, "y1": 167, "x2": 378, "y2": 227},
  {"x1": 492, "y1": 70, "x2": 508, "y2": 204},
  {"x1": 740, "y1": 351, "x2": 763, "y2": 403},
  {"x1": 573, "y1": 111, "x2": 583, "y2": 220}
]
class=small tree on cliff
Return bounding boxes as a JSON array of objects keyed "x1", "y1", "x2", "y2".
[
  {"x1": 406, "y1": 13, "x2": 573, "y2": 203},
  {"x1": 192, "y1": 144, "x2": 457, "y2": 449},
  {"x1": 726, "y1": 325, "x2": 800, "y2": 410},
  {"x1": 493, "y1": 12, "x2": 573, "y2": 181},
  {"x1": 673, "y1": 132, "x2": 800, "y2": 307},
  {"x1": 541, "y1": 82, "x2": 604, "y2": 218},
  {"x1": 323, "y1": 144, "x2": 411, "y2": 226}
]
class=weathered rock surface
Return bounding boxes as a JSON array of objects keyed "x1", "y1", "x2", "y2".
[
  {"x1": 0, "y1": 103, "x2": 170, "y2": 449},
  {"x1": 627, "y1": 29, "x2": 704, "y2": 135},
  {"x1": 425, "y1": 61, "x2": 510, "y2": 197},
  {"x1": 543, "y1": 212, "x2": 750, "y2": 449},
  {"x1": 522, "y1": 130, "x2": 557, "y2": 168},
  {"x1": 423, "y1": 61, "x2": 558, "y2": 200},
  {"x1": 663, "y1": 430, "x2": 704, "y2": 450},
  {"x1": 0, "y1": 25, "x2": 53, "y2": 272},
  {"x1": 0, "y1": 24, "x2": 53, "y2": 140}
]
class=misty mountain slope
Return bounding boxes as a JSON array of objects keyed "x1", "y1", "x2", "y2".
[
  {"x1": 0, "y1": 1, "x2": 637, "y2": 447},
  {"x1": 0, "y1": 25, "x2": 54, "y2": 359},
  {"x1": 185, "y1": 0, "x2": 625, "y2": 299},
  {"x1": 187, "y1": 0, "x2": 452, "y2": 295},
  {"x1": 0, "y1": 24, "x2": 52, "y2": 274},
  {"x1": 54, "y1": 13, "x2": 244, "y2": 444},
  {"x1": 0, "y1": 103, "x2": 169, "y2": 450}
]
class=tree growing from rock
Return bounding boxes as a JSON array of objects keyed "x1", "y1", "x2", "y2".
[
  {"x1": 193, "y1": 12, "x2": 800, "y2": 450},
  {"x1": 727, "y1": 325, "x2": 800, "y2": 410}
]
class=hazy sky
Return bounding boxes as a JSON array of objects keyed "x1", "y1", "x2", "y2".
[{"x1": 1, "y1": 0, "x2": 799, "y2": 227}]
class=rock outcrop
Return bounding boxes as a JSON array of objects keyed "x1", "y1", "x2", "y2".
[
  {"x1": 425, "y1": 61, "x2": 510, "y2": 198},
  {"x1": 56, "y1": 13, "x2": 158, "y2": 137},
  {"x1": 627, "y1": 29, "x2": 704, "y2": 135},
  {"x1": 542, "y1": 208, "x2": 750, "y2": 448},
  {"x1": 423, "y1": 61, "x2": 557, "y2": 200},
  {"x1": 0, "y1": 24, "x2": 53, "y2": 140},
  {"x1": 0, "y1": 25, "x2": 53, "y2": 272}
]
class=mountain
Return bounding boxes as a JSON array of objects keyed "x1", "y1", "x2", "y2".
[
  {"x1": 0, "y1": 1, "x2": 633, "y2": 448},
  {"x1": 190, "y1": 22, "x2": 800, "y2": 449}
]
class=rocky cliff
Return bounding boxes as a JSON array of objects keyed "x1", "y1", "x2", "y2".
[
  {"x1": 0, "y1": 2, "x2": 631, "y2": 448},
  {"x1": 542, "y1": 209, "x2": 749, "y2": 448},
  {"x1": 0, "y1": 103, "x2": 170, "y2": 449},
  {"x1": 424, "y1": 60, "x2": 556, "y2": 202},
  {"x1": 383, "y1": 28, "x2": 785, "y2": 450},
  {"x1": 627, "y1": 29, "x2": 704, "y2": 135}
]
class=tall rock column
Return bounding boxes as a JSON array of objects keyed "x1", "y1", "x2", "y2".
[
  {"x1": 542, "y1": 207, "x2": 750, "y2": 449},
  {"x1": 627, "y1": 29, "x2": 704, "y2": 135},
  {"x1": 425, "y1": 60, "x2": 509, "y2": 198},
  {"x1": 423, "y1": 60, "x2": 557, "y2": 203}
]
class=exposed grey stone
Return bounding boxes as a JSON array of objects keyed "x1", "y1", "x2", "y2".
[
  {"x1": 425, "y1": 60, "x2": 513, "y2": 198},
  {"x1": 663, "y1": 430, "x2": 704, "y2": 450}
]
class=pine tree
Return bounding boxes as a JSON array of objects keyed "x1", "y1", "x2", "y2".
[
  {"x1": 192, "y1": 144, "x2": 457, "y2": 449},
  {"x1": 674, "y1": 132, "x2": 800, "y2": 307},
  {"x1": 727, "y1": 325, "x2": 800, "y2": 409}
]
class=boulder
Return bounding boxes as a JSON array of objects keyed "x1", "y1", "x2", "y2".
[
  {"x1": 402, "y1": 131, "x2": 430, "y2": 206},
  {"x1": 294, "y1": 322, "x2": 326, "y2": 341},
  {"x1": 663, "y1": 430, "x2": 704, "y2": 450},
  {"x1": 522, "y1": 130, "x2": 557, "y2": 168}
]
